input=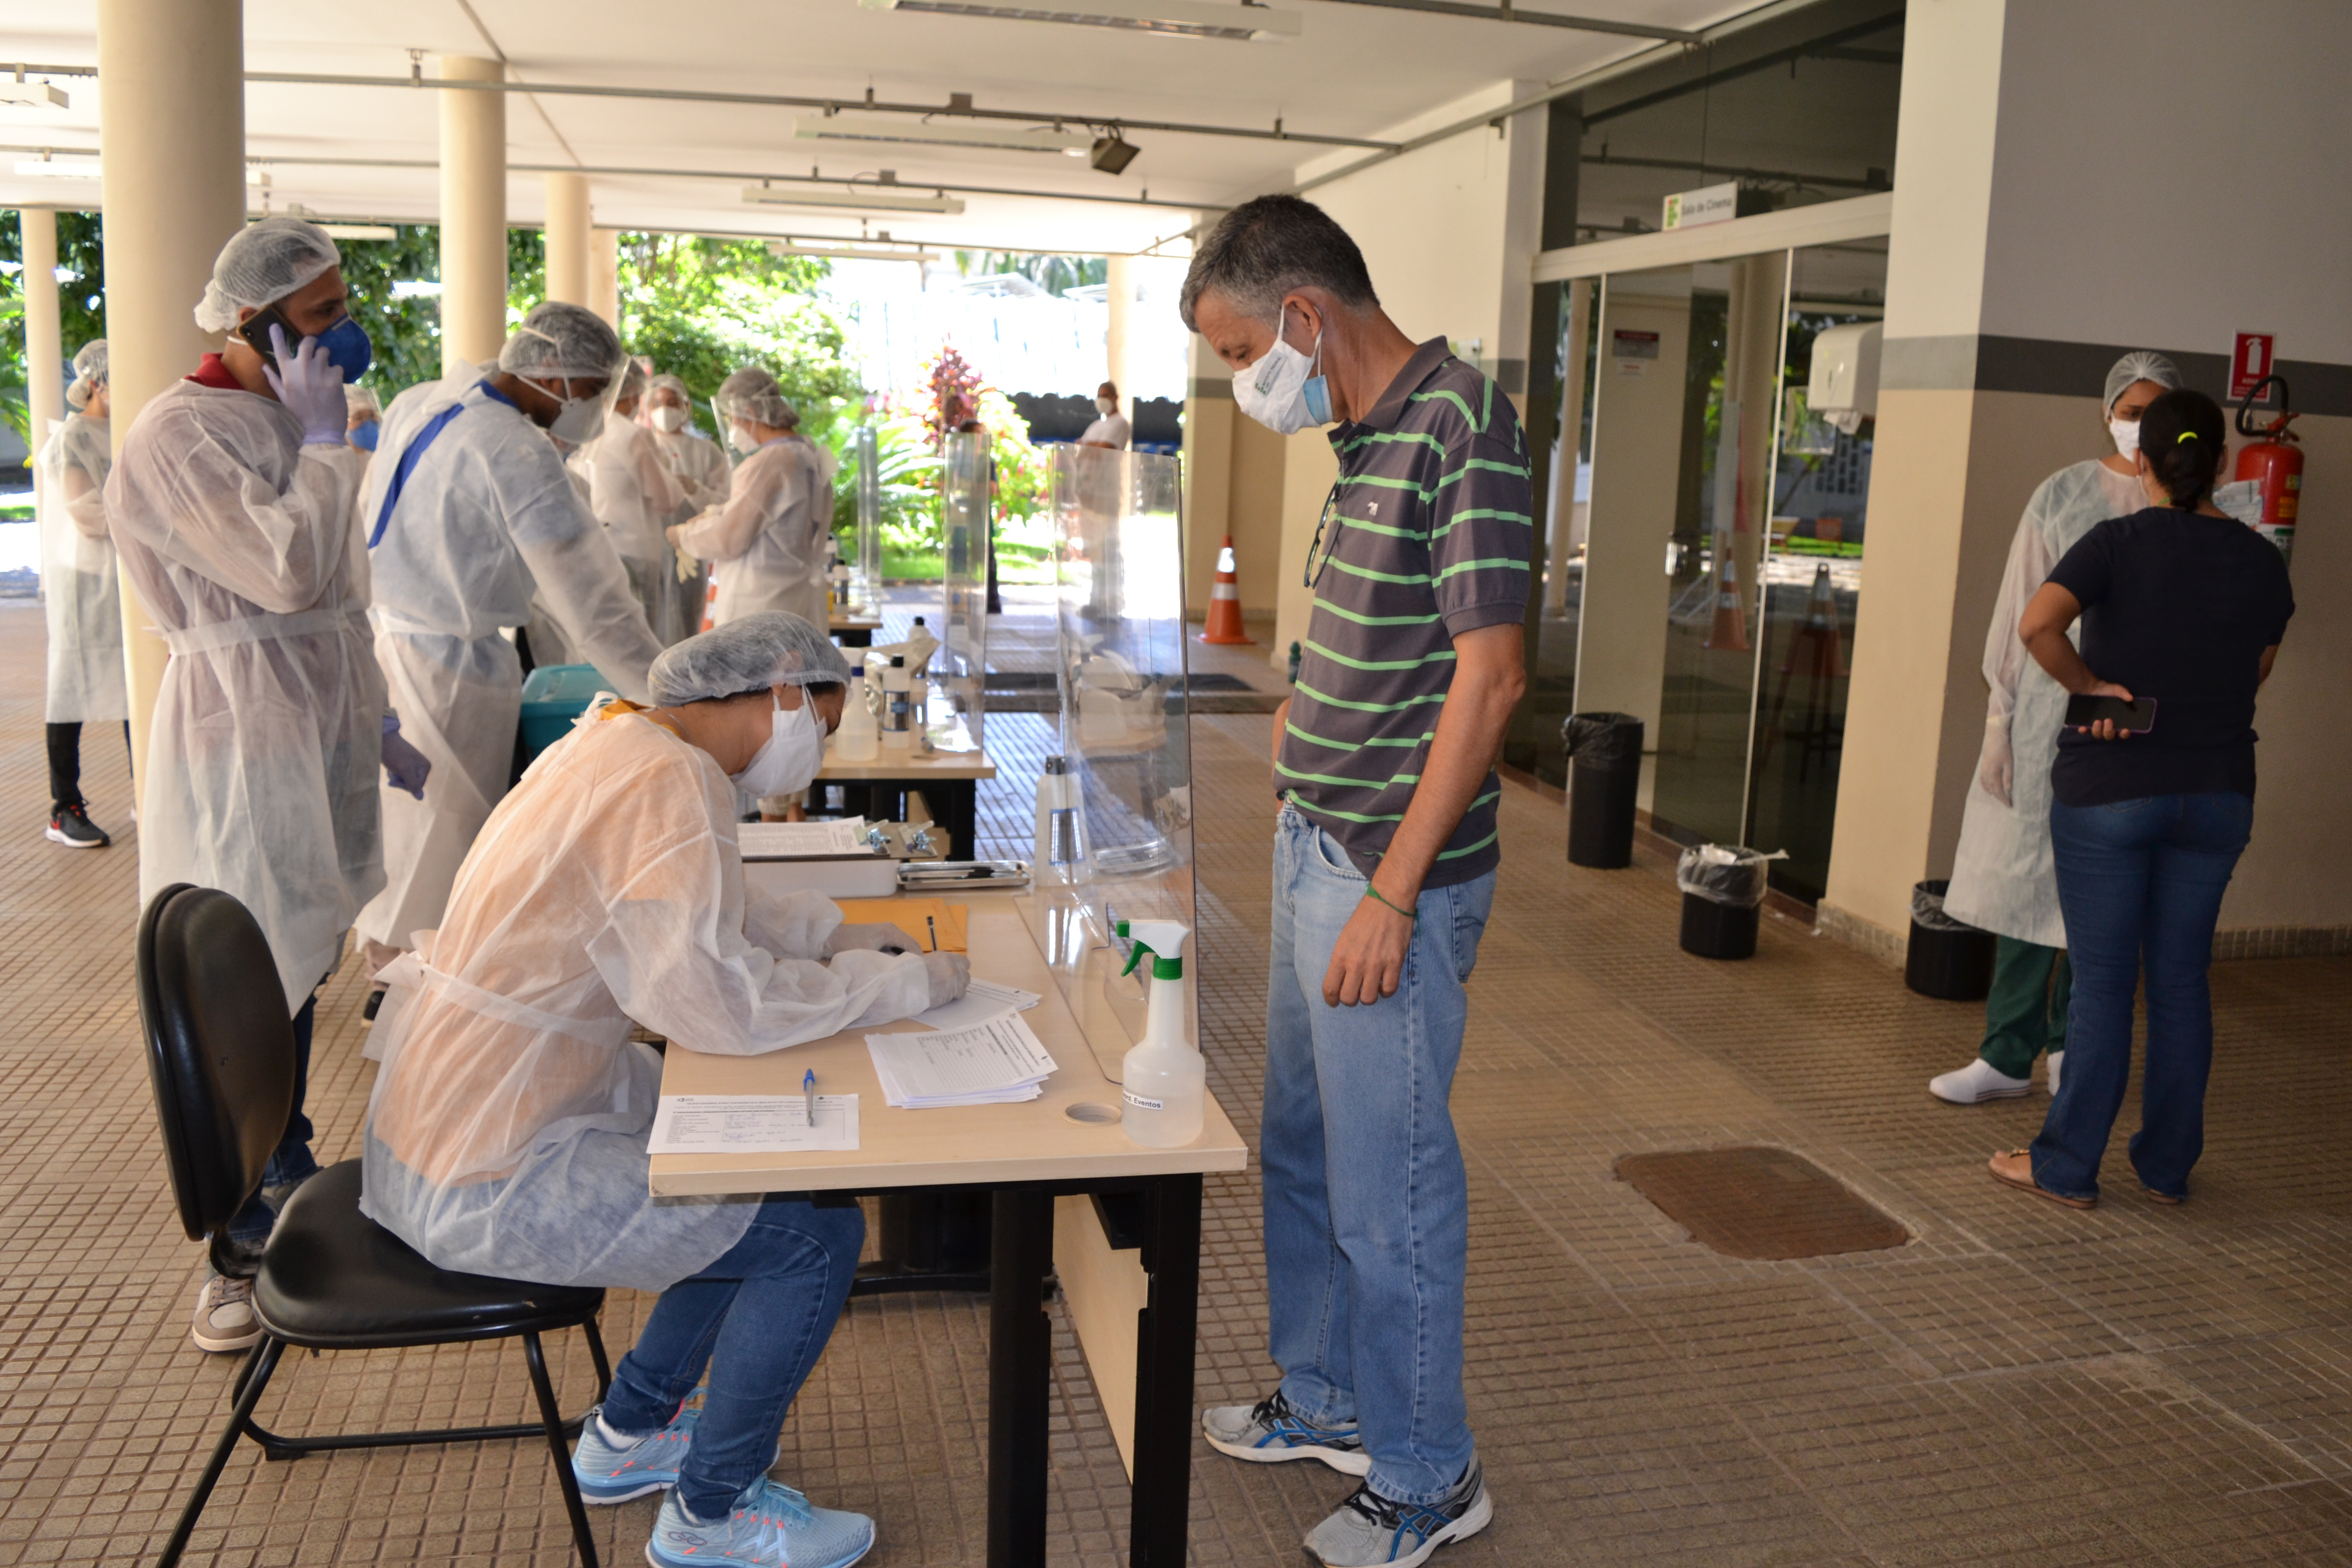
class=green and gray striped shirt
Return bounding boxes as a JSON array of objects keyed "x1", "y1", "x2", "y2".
[{"x1": 1279, "y1": 338, "x2": 1532, "y2": 887}]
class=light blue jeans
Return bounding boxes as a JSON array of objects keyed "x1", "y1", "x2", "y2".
[{"x1": 1263, "y1": 805, "x2": 1493, "y2": 1505}]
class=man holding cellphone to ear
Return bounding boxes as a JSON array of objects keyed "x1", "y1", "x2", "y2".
[{"x1": 1181, "y1": 195, "x2": 1529, "y2": 1568}]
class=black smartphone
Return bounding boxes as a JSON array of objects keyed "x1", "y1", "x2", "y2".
[
  {"x1": 235, "y1": 303, "x2": 296, "y2": 358},
  {"x1": 2065, "y1": 694, "x2": 2157, "y2": 732}
]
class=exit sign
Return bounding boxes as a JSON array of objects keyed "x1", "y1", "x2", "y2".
[{"x1": 2232, "y1": 333, "x2": 2276, "y2": 399}]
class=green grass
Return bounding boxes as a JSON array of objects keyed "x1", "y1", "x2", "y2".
[
  {"x1": 0, "y1": 504, "x2": 33, "y2": 523},
  {"x1": 881, "y1": 539, "x2": 1057, "y2": 586}
]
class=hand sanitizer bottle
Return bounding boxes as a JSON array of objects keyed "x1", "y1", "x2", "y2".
[
  {"x1": 1118, "y1": 920, "x2": 1202, "y2": 1147},
  {"x1": 836, "y1": 664, "x2": 879, "y2": 762},
  {"x1": 1032, "y1": 755, "x2": 1087, "y2": 886}
]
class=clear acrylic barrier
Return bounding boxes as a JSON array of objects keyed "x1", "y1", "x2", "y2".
[
  {"x1": 1024, "y1": 445, "x2": 1197, "y2": 1077},
  {"x1": 936, "y1": 431, "x2": 991, "y2": 752},
  {"x1": 852, "y1": 424, "x2": 882, "y2": 616}
]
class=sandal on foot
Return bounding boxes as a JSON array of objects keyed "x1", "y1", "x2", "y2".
[{"x1": 1988, "y1": 1149, "x2": 2095, "y2": 1209}]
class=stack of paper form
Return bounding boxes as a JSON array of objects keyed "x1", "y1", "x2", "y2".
[
  {"x1": 867, "y1": 1013, "x2": 1058, "y2": 1108},
  {"x1": 739, "y1": 818, "x2": 873, "y2": 859}
]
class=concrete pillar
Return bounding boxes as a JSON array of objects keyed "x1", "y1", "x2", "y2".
[
  {"x1": 21, "y1": 210, "x2": 61, "y2": 521},
  {"x1": 97, "y1": 0, "x2": 248, "y2": 802},
  {"x1": 1544, "y1": 279, "x2": 1591, "y2": 611},
  {"x1": 543, "y1": 172, "x2": 591, "y2": 307},
  {"x1": 436, "y1": 55, "x2": 508, "y2": 375},
  {"x1": 1180, "y1": 330, "x2": 1232, "y2": 622},
  {"x1": 1104, "y1": 254, "x2": 1134, "y2": 412},
  {"x1": 590, "y1": 226, "x2": 621, "y2": 330}
]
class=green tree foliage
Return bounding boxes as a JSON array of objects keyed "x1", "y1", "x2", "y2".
[
  {"x1": 0, "y1": 210, "x2": 107, "y2": 444},
  {"x1": 617, "y1": 234, "x2": 859, "y2": 442},
  {"x1": 952, "y1": 251, "x2": 1106, "y2": 297},
  {"x1": 333, "y1": 224, "x2": 444, "y2": 401}
]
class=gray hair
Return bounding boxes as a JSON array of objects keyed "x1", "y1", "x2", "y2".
[{"x1": 1179, "y1": 194, "x2": 1379, "y2": 331}]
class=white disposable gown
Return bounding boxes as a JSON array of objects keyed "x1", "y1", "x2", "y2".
[
  {"x1": 36, "y1": 412, "x2": 127, "y2": 723},
  {"x1": 356, "y1": 377, "x2": 664, "y2": 959},
  {"x1": 649, "y1": 423, "x2": 730, "y2": 642},
  {"x1": 358, "y1": 706, "x2": 933, "y2": 1289},
  {"x1": 1942, "y1": 459, "x2": 2146, "y2": 947},
  {"x1": 106, "y1": 380, "x2": 384, "y2": 1014},
  {"x1": 673, "y1": 435, "x2": 830, "y2": 632},
  {"x1": 583, "y1": 409, "x2": 694, "y2": 646}
]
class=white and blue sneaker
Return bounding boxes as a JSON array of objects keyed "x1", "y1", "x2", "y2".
[
  {"x1": 1202, "y1": 1389, "x2": 1371, "y2": 1475},
  {"x1": 1306, "y1": 1463, "x2": 1492, "y2": 1567},
  {"x1": 571, "y1": 1403, "x2": 699, "y2": 1505},
  {"x1": 645, "y1": 1477, "x2": 875, "y2": 1568}
]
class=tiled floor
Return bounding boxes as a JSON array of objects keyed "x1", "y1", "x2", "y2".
[{"x1": 5, "y1": 594, "x2": 2351, "y2": 1565}]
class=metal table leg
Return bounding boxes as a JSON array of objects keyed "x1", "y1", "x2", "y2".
[
  {"x1": 988, "y1": 1187, "x2": 1056, "y2": 1568},
  {"x1": 1129, "y1": 1174, "x2": 1203, "y2": 1568}
]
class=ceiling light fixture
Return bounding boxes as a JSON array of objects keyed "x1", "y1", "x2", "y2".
[
  {"x1": 0, "y1": 72, "x2": 68, "y2": 109},
  {"x1": 1089, "y1": 133, "x2": 1141, "y2": 175},
  {"x1": 319, "y1": 225, "x2": 400, "y2": 241},
  {"x1": 744, "y1": 181, "x2": 967, "y2": 214},
  {"x1": 795, "y1": 111, "x2": 1092, "y2": 157},
  {"x1": 859, "y1": 0, "x2": 1299, "y2": 40},
  {"x1": 768, "y1": 240, "x2": 941, "y2": 263},
  {"x1": 12, "y1": 157, "x2": 99, "y2": 180}
]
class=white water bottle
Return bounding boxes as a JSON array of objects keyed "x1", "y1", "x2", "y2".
[
  {"x1": 1119, "y1": 921, "x2": 1203, "y2": 1147},
  {"x1": 836, "y1": 667, "x2": 879, "y2": 762}
]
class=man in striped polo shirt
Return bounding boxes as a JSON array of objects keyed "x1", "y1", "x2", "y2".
[{"x1": 1182, "y1": 195, "x2": 1530, "y2": 1568}]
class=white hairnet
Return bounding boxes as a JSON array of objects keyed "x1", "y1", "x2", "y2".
[
  {"x1": 2104, "y1": 351, "x2": 2181, "y2": 414},
  {"x1": 193, "y1": 216, "x2": 342, "y2": 334},
  {"x1": 345, "y1": 383, "x2": 381, "y2": 415},
  {"x1": 716, "y1": 367, "x2": 799, "y2": 429},
  {"x1": 64, "y1": 339, "x2": 107, "y2": 409},
  {"x1": 649, "y1": 610, "x2": 849, "y2": 704},
  {"x1": 498, "y1": 301, "x2": 626, "y2": 382},
  {"x1": 647, "y1": 372, "x2": 693, "y2": 404}
]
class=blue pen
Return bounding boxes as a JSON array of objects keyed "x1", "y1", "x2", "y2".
[{"x1": 803, "y1": 1068, "x2": 817, "y2": 1127}]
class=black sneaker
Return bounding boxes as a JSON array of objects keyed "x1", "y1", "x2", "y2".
[
  {"x1": 1305, "y1": 1463, "x2": 1491, "y2": 1567},
  {"x1": 363, "y1": 988, "x2": 386, "y2": 1022},
  {"x1": 45, "y1": 804, "x2": 110, "y2": 849}
]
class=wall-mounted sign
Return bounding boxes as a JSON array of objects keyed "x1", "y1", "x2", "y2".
[
  {"x1": 1612, "y1": 328, "x2": 1660, "y2": 376},
  {"x1": 2231, "y1": 332, "x2": 2276, "y2": 400},
  {"x1": 1662, "y1": 182, "x2": 1740, "y2": 231}
]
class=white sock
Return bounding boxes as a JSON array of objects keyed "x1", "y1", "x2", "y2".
[{"x1": 596, "y1": 1411, "x2": 650, "y2": 1450}]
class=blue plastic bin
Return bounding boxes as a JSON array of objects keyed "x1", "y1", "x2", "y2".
[{"x1": 518, "y1": 663, "x2": 616, "y2": 762}]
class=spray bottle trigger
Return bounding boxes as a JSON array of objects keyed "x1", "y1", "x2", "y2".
[{"x1": 1120, "y1": 941, "x2": 1151, "y2": 977}]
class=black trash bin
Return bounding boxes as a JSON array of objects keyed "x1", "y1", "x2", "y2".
[
  {"x1": 1676, "y1": 845, "x2": 1771, "y2": 960},
  {"x1": 1905, "y1": 879, "x2": 1997, "y2": 1000},
  {"x1": 1563, "y1": 712, "x2": 1645, "y2": 868}
]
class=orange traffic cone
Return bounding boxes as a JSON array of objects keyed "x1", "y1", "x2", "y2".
[
  {"x1": 1780, "y1": 561, "x2": 1845, "y2": 677},
  {"x1": 701, "y1": 577, "x2": 719, "y2": 634},
  {"x1": 1702, "y1": 536, "x2": 1750, "y2": 651},
  {"x1": 1199, "y1": 534, "x2": 1253, "y2": 645}
]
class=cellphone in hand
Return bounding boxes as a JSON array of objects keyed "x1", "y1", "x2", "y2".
[
  {"x1": 235, "y1": 303, "x2": 296, "y2": 359},
  {"x1": 2065, "y1": 694, "x2": 2156, "y2": 733}
]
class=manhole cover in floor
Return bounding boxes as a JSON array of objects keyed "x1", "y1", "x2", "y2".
[{"x1": 1614, "y1": 1145, "x2": 1908, "y2": 1260}]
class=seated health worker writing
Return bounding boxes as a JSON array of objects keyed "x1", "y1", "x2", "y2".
[{"x1": 359, "y1": 611, "x2": 966, "y2": 1568}]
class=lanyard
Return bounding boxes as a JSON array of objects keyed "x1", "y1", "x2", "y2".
[{"x1": 1303, "y1": 482, "x2": 1343, "y2": 591}]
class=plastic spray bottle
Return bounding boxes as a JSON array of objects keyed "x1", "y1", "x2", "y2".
[
  {"x1": 1117, "y1": 920, "x2": 1202, "y2": 1147},
  {"x1": 836, "y1": 662, "x2": 880, "y2": 762}
]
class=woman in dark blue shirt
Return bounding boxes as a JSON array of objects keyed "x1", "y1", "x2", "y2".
[{"x1": 1990, "y1": 388, "x2": 2293, "y2": 1208}]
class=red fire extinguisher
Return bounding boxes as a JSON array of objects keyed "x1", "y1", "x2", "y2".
[{"x1": 2233, "y1": 374, "x2": 2302, "y2": 565}]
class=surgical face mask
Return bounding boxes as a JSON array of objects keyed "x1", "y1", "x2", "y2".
[
  {"x1": 1232, "y1": 326, "x2": 1332, "y2": 435},
  {"x1": 2109, "y1": 417, "x2": 2141, "y2": 460},
  {"x1": 649, "y1": 404, "x2": 688, "y2": 434},
  {"x1": 732, "y1": 691, "x2": 826, "y2": 800},
  {"x1": 728, "y1": 421, "x2": 760, "y2": 455},
  {"x1": 1096, "y1": 396, "x2": 1117, "y2": 416},
  {"x1": 529, "y1": 378, "x2": 606, "y2": 445},
  {"x1": 350, "y1": 419, "x2": 379, "y2": 452}
]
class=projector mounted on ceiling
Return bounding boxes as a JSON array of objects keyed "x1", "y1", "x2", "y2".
[
  {"x1": 859, "y1": 0, "x2": 1299, "y2": 42},
  {"x1": 794, "y1": 112, "x2": 1092, "y2": 158}
]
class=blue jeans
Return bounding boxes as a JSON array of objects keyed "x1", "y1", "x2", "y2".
[
  {"x1": 2032, "y1": 792, "x2": 2252, "y2": 1202},
  {"x1": 1264, "y1": 805, "x2": 1493, "y2": 1505},
  {"x1": 227, "y1": 993, "x2": 323, "y2": 1246},
  {"x1": 601, "y1": 1196, "x2": 865, "y2": 1518}
]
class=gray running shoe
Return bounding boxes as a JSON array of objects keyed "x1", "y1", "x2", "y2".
[
  {"x1": 1202, "y1": 1389, "x2": 1370, "y2": 1475},
  {"x1": 1305, "y1": 1463, "x2": 1491, "y2": 1568}
]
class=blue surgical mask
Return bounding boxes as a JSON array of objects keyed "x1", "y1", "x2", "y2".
[
  {"x1": 350, "y1": 419, "x2": 379, "y2": 452},
  {"x1": 312, "y1": 314, "x2": 375, "y2": 385}
]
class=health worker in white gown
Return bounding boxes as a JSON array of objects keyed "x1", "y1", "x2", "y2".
[
  {"x1": 668, "y1": 367, "x2": 834, "y2": 634},
  {"x1": 643, "y1": 372, "x2": 730, "y2": 642},
  {"x1": 106, "y1": 216, "x2": 428, "y2": 1355},
  {"x1": 37, "y1": 340, "x2": 128, "y2": 849},
  {"x1": 355, "y1": 302, "x2": 664, "y2": 981},
  {"x1": 1928, "y1": 351, "x2": 2183, "y2": 1107},
  {"x1": 360, "y1": 612, "x2": 965, "y2": 1567},
  {"x1": 582, "y1": 358, "x2": 693, "y2": 646}
]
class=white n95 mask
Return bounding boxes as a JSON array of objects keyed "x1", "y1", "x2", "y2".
[
  {"x1": 2109, "y1": 418, "x2": 2141, "y2": 460},
  {"x1": 1233, "y1": 328, "x2": 1332, "y2": 435},
  {"x1": 530, "y1": 379, "x2": 607, "y2": 445},
  {"x1": 732, "y1": 692, "x2": 826, "y2": 801},
  {"x1": 1095, "y1": 396, "x2": 1117, "y2": 416},
  {"x1": 649, "y1": 405, "x2": 688, "y2": 434},
  {"x1": 727, "y1": 422, "x2": 761, "y2": 455}
]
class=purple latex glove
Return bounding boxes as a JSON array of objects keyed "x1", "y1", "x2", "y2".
[
  {"x1": 381, "y1": 712, "x2": 431, "y2": 800},
  {"x1": 262, "y1": 324, "x2": 350, "y2": 446}
]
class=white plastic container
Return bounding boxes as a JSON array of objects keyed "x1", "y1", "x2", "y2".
[
  {"x1": 836, "y1": 667, "x2": 879, "y2": 762},
  {"x1": 1118, "y1": 920, "x2": 1203, "y2": 1147}
]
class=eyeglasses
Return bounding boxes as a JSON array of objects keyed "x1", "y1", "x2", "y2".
[{"x1": 1303, "y1": 483, "x2": 1342, "y2": 591}]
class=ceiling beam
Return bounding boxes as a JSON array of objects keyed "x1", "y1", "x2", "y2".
[{"x1": 1297, "y1": 0, "x2": 1700, "y2": 42}]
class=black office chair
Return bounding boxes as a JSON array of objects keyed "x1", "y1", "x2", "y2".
[{"x1": 138, "y1": 884, "x2": 612, "y2": 1566}]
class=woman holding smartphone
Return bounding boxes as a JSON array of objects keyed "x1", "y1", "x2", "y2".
[{"x1": 1990, "y1": 388, "x2": 2293, "y2": 1208}]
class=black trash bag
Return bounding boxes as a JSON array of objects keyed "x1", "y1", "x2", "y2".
[
  {"x1": 1675, "y1": 844, "x2": 1773, "y2": 910},
  {"x1": 1910, "y1": 880, "x2": 1976, "y2": 934},
  {"x1": 1562, "y1": 711, "x2": 1643, "y2": 768}
]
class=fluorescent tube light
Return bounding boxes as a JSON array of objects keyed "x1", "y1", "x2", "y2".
[
  {"x1": 743, "y1": 184, "x2": 967, "y2": 214},
  {"x1": 13, "y1": 159, "x2": 100, "y2": 180},
  {"x1": 860, "y1": 0, "x2": 1298, "y2": 39},
  {"x1": 768, "y1": 241, "x2": 942, "y2": 263},
  {"x1": 391, "y1": 280, "x2": 444, "y2": 298},
  {"x1": 0, "y1": 81, "x2": 68, "y2": 109},
  {"x1": 320, "y1": 225, "x2": 400, "y2": 241},
  {"x1": 795, "y1": 111, "x2": 1091, "y2": 157}
]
